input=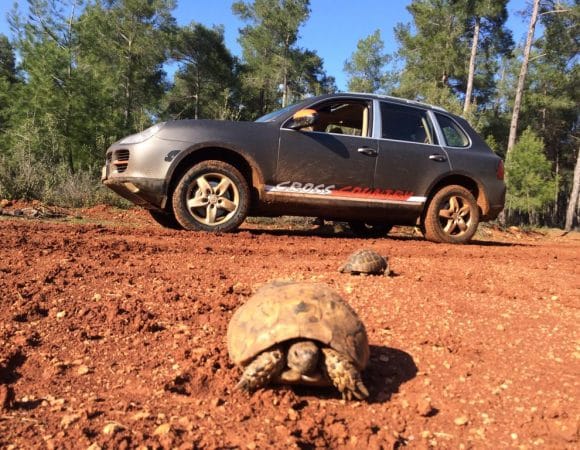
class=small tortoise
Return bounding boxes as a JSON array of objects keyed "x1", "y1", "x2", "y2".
[
  {"x1": 339, "y1": 249, "x2": 389, "y2": 275},
  {"x1": 227, "y1": 281, "x2": 370, "y2": 400}
]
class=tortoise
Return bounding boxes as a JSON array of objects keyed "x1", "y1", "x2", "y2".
[
  {"x1": 227, "y1": 281, "x2": 370, "y2": 400},
  {"x1": 339, "y1": 249, "x2": 389, "y2": 275}
]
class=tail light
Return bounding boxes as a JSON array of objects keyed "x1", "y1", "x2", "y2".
[{"x1": 496, "y1": 160, "x2": 504, "y2": 180}]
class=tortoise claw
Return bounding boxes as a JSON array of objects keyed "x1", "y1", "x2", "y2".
[{"x1": 322, "y1": 347, "x2": 369, "y2": 401}]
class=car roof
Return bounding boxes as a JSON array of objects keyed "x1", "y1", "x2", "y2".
[{"x1": 307, "y1": 92, "x2": 449, "y2": 113}]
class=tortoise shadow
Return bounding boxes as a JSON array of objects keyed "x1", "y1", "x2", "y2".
[
  {"x1": 364, "y1": 345, "x2": 417, "y2": 404},
  {"x1": 287, "y1": 345, "x2": 417, "y2": 404}
]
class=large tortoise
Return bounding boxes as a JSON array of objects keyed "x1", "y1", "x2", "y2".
[{"x1": 227, "y1": 281, "x2": 370, "y2": 400}]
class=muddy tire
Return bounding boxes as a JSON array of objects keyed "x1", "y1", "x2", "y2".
[
  {"x1": 172, "y1": 160, "x2": 250, "y2": 232},
  {"x1": 422, "y1": 185, "x2": 479, "y2": 244},
  {"x1": 148, "y1": 210, "x2": 183, "y2": 230}
]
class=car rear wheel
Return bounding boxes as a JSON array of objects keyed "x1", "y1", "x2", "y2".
[
  {"x1": 172, "y1": 160, "x2": 250, "y2": 232},
  {"x1": 349, "y1": 221, "x2": 392, "y2": 238},
  {"x1": 148, "y1": 210, "x2": 183, "y2": 230},
  {"x1": 422, "y1": 185, "x2": 479, "y2": 244}
]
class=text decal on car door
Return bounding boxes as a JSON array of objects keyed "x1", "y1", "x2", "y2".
[{"x1": 266, "y1": 181, "x2": 426, "y2": 203}]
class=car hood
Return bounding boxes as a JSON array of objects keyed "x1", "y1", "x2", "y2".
[{"x1": 156, "y1": 119, "x2": 276, "y2": 143}]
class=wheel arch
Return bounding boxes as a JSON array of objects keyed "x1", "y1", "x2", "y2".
[
  {"x1": 425, "y1": 173, "x2": 490, "y2": 216},
  {"x1": 165, "y1": 145, "x2": 263, "y2": 211}
]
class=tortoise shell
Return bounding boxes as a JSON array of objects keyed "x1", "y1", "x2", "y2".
[
  {"x1": 227, "y1": 281, "x2": 369, "y2": 370},
  {"x1": 340, "y1": 249, "x2": 388, "y2": 275}
]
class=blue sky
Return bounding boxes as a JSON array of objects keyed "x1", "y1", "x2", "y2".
[{"x1": 0, "y1": 0, "x2": 530, "y2": 90}]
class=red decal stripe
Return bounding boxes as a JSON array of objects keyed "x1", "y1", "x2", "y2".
[{"x1": 332, "y1": 186, "x2": 415, "y2": 201}]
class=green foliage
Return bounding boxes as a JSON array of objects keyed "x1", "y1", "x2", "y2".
[
  {"x1": 506, "y1": 128, "x2": 555, "y2": 220},
  {"x1": 392, "y1": 0, "x2": 512, "y2": 111},
  {"x1": 164, "y1": 23, "x2": 240, "y2": 120},
  {"x1": 232, "y1": 0, "x2": 334, "y2": 116},
  {"x1": 344, "y1": 30, "x2": 391, "y2": 93}
]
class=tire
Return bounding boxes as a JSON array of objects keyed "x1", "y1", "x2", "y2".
[
  {"x1": 422, "y1": 185, "x2": 480, "y2": 244},
  {"x1": 148, "y1": 210, "x2": 183, "y2": 230},
  {"x1": 349, "y1": 221, "x2": 393, "y2": 238},
  {"x1": 172, "y1": 160, "x2": 250, "y2": 232}
]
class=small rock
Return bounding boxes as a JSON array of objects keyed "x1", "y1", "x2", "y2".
[
  {"x1": 416, "y1": 397, "x2": 434, "y2": 417},
  {"x1": 0, "y1": 199, "x2": 12, "y2": 208},
  {"x1": 343, "y1": 284, "x2": 354, "y2": 294},
  {"x1": 232, "y1": 282, "x2": 251, "y2": 296},
  {"x1": 60, "y1": 413, "x2": 82, "y2": 429},
  {"x1": 454, "y1": 416, "x2": 469, "y2": 426},
  {"x1": 102, "y1": 422, "x2": 124, "y2": 435},
  {"x1": 153, "y1": 423, "x2": 172, "y2": 436},
  {"x1": 77, "y1": 365, "x2": 91, "y2": 376},
  {"x1": 92, "y1": 293, "x2": 102, "y2": 301},
  {"x1": 56, "y1": 311, "x2": 66, "y2": 319},
  {"x1": 131, "y1": 411, "x2": 151, "y2": 421},
  {"x1": 287, "y1": 408, "x2": 299, "y2": 421}
]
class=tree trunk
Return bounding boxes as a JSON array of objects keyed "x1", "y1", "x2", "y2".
[
  {"x1": 505, "y1": 0, "x2": 540, "y2": 174},
  {"x1": 565, "y1": 145, "x2": 580, "y2": 231},
  {"x1": 463, "y1": 17, "x2": 480, "y2": 114}
]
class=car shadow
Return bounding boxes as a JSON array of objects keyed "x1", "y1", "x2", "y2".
[{"x1": 239, "y1": 227, "x2": 529, "y2": 247}]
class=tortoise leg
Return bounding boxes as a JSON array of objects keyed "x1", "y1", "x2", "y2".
[
  {"x1": 235, "y1": 347, "x2": 285, "y2": 392},
  {"x1": 321, "y1": 347, "x2": 369, "y2": 400}
]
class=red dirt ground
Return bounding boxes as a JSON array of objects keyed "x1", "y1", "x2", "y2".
[{"x1": 0, "y1": 206, "x2": 578, "y2": 449}]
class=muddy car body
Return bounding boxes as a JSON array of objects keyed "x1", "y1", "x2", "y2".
[{"x1": 102, "y1": 93, "x2": 505, "y2": 243}]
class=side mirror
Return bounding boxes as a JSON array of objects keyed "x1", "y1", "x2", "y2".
[{"x1": 287, "y1": 109, "x2": 318, "y2": 130}]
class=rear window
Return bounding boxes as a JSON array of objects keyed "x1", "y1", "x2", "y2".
[
  {"x1": 436, "y1": 114, "x2": 470, "y2": 147},
  {"x1": 380, "y1": 102, "x2": 437, "y2": 145}
]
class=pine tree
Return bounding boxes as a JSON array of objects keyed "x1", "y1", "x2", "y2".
[
  {"x1": 165, "y1": 23, "x2": 238, "y2": 120},
  {"x1": 233, "y1": 0, "x2": 332, "y2": 116},
  {"x1": 344, "y1": 30, "x2": 391, "y2": 94},
  {"x1": 506, "y1": 128, "x2": 556, "y2": 224},
  {"x1": 462, "y1": 0, "x2": 513, "y2": 113}
]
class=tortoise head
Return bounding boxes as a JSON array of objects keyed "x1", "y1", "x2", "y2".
[{"x1": 287, "y1": 340, "x2": 319, "y2": 375}]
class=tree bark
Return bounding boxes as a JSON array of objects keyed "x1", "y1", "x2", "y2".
[
  {"x1": 505, "y1": 0, "x2": 540, "y2": 174},
  {"x1": 565, "y1": 145, "x2": 580, "y2": 231},
  {"x1": 463, "y1": 17, "x2": 480, "y2": 114}
]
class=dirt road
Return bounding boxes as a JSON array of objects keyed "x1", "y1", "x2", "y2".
[{"x1": 1, "y1": 207, "x2": 578, "y2": 449}]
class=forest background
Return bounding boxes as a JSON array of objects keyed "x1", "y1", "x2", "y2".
[{"x1": 0, "y1": 0, "x2": 577, "y2": 229}]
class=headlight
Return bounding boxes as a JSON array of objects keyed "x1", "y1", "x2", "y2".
[{"x1": 118, "y1": 123, "x2": 165, "y2": 145}]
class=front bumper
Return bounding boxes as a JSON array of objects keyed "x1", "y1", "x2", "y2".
[{"x1": 102, "y1": 174, "x2": 167, "y2": 210}]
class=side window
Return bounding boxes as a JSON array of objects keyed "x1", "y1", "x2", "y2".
[
  {"x1": 436, "y1": 114, "x2": 470, "y2": 147},
  {"x1": 289, "y1": 101, "x2": 371, "y2": 137},
  {"x1": 380, "y1": 102, "x2": 437, "y2": 145}
]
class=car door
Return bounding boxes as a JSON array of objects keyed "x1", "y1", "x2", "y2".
[
  {"x1": 374, "y1": 101, "x2": 451, "y2": 207},
  {"x1": 270, "y1": 99, "x2": 378, "y2": 203}
]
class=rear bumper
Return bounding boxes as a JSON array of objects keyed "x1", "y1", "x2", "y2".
[
  {"x1": 482, "y1": 185, "x2": 506, "y2": 221},
  {"x1": 102, "y1": 174, "x2": 167, "y2": 210}
]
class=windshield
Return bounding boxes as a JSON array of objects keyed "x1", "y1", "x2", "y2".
[{"x1": 255, "y1": 103, "x2": 299, "y2": 122}]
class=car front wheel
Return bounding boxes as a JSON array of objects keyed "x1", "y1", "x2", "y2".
[
  {"x1": 422, "y1": 185, "x2": 479, "y2": 244},
  {"x1": 172, "y1": 160, "x2": 250, "y2": 232}
]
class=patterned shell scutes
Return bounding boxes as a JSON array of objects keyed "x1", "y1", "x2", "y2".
[
  {"x1": 227, "y1": 281, "x2": 369, "y2": 370},
  {"x1": 343, "y1": 249, "x2": 387, "y2": 273}
]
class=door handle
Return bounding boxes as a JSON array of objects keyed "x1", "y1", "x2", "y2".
[
  {"x1": 357, "y1": 147, "x2": 378, "y2": 157},
  {"x1": 429, "y1": 154, "x2": 447, "y2": 162}
]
